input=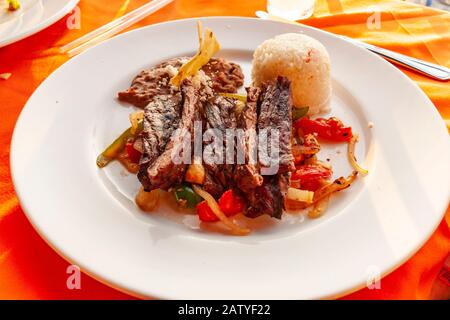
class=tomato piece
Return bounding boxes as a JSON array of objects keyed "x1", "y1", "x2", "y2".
[
  {"x1": 126, "y1": 142, "x2": 141, "y2": 163},
  {"x1": 197, "y1": 190, "x2": 245, "y2": 223},
  {"x1": 299, "y1": 179, "x2": 323, "y2": 191},
  {"x1": 293, "y1": 153, "x2": 304, "y2": 165},
  {"x1": 197, "y1": 201, "x2": 219, "y2": 222},
  {"x1": 292, "y1": 165, "x2": 332, "y2": 191},
  {"x1": 294, "y1": 117, "x2": 353, "y2": 142},
  {"x1": 218, "y1": 190, "x2": 245, "y2": 216}
]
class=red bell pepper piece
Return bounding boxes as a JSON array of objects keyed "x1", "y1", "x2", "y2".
[
  {"x1": 197, "y1": 201, "x2": 219, "y2": 222},
  {"x1": 218, "y1": 190, "x2": 245, "y2": 216},
  {"x1": 294, "y1": 117, "x2": 353, "y2": 142},
  {"x1": 197, "y1": 189, "x2": 245, "y2": 222},
  {"x1": 292, "y1": 165, "x2": 332, "y2": 191},
  {"x1": 126, "y1": 142, "x2": 141, "y2": 163}
]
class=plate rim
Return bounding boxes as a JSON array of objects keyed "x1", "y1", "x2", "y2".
[{"x1": 10, "y1": 16, "x2": 450, "y2": 299}]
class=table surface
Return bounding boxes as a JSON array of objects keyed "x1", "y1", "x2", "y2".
[{"x1": 0, "y1": 0, "x2": 449, "y2": 299}]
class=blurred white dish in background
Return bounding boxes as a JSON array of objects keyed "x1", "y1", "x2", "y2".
[{"x1": 0, "y1": 0, "x2": 79, "y2": 48}]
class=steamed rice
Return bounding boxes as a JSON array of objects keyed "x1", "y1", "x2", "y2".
[{"x1": 252, "y1": 33, "x2": 331, "y2": 115}]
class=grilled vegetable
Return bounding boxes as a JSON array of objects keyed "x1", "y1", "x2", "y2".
[
  {"x1": 185, "y1": 163, "x2": 206, "y2": 185},
  {"x1": 294, "y1": 117, "x2": 353, "y2": 142},
  {"x1": 135, "y1": 187, "x2": 160, "y2": 212},
  {"x1": 174, "y1": 184, "x2": 203, "y2": 208},
  {"x1": 196, "y1": 189, "x2": 244, "y2": 222},
  {"x1": 313, "y1": 172, "x2": 358, "y2": 203},
  {"x1": 286, "y1": 188, "x2": 314, "y2": 203},
  {"x1": 219, "y1": 93, "x2": 247, "y2": 102},
  {"x1": 218, "y1": 190, "x2": 245, "y2": 216},
  {"x1": 197, "y1": 201, "x2": 219, "y2": 222},
  {"x1": 129, "y1": 111, "x2": 144, "y2": 135},
  {"x1": 308, "y1": 195, "x2": 330, "y2": 219},
  {"x1": 292, "y1": 134, "x2": 321, "y2": 160},
  {"x1": 292, "y1": 164, "x2": 332, "y2": 191},
  {"x1": 348, "y1": 134, "x2": 368, "y2": 175},
  {"x1": 292, "y1": 107, "x2": 309, "y2": 121},
  {"x1": 170, "y1": 21, "x2": 220, "y2": 87},
  {"x1": 96, "y1": 121, "x2": 144, "y2": 168},
  {"x1": 192, "y1": 185, "x2": 250, "y2": 235},
  {"x1": 125, "y1": 142, "x2": 142, "y2": 164}
]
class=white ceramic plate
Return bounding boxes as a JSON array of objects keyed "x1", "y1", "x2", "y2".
[
  {"x1": 11, "y1": 17, "x2": 450, "y2": 299},
  {"x1": 0, "y1": 0, "x2": 79, "y2": 48}
]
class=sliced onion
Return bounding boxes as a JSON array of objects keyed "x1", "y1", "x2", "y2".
[
  {"x1": 348, "y1": 134, "x2": 368, "y2": 175},
  {"x1": 284, "y1": 198, "x2": 310, "y2": 211},
  {"x1": 313, "y1": 172, "x2": 358, "y2": 204},
  {"x1": 129, "y1": 111, "x2": 144, "y2": 135},
  {"x1": 170, "y1": 21, "x2": 220, "y2": 87},
  {"x1": 219, "y1": 93, "x2": 247, "y2": 102},
  {"x1": 135, "y1": 187, "x2": 160, "y2": 212},
  {"x1": 308, "y1": 195, "x2": 330, "y2": 219},
  {"x1": 287, "y1": 188, "x2": 314, "y2": 203},
  {"x1": 192, "y1": 185, "x2": 250, "y2": 236}
]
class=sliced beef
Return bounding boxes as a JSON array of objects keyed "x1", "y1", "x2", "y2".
[
  {"x1": 142, "y1": 80, "x2": 199, "y2": 191},
  {"x1": 203, "y1": 171, "x2": 224, "y2": 198},
  {"x1": 257, "y1": 76, "x2": 295, "y2": 174},
  {"x1": 245, "y1": 173, "x2": 290, "y2": 219},
  {"x1": 137, "y1": 93, "x2": 182, "y2": 191},
  {"x1": 242, "y1": 77, "x2": 295, "y2": 219},
  {"x1": 202, "y1": 95, "x2": 238, "y2": 197},
  {"x1": 118, "y1": 57, "x2": 244, "y2": 108},
  {"x1": 235, "y1": 87, "x2": 263, "y2": 193}
]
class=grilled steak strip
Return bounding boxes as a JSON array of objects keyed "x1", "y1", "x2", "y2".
[
  {"x1": 144, "y1": 80, "x2": 199, "y2": 191},
  {"x1": 243, "y1": 77, "x2": 295, "y2": 219},
  {"x1": 235, "y1": 87, "x2": 263, "y2": 193},
  {"x1": 202, "y1": 95, "x2": 238, "y2": 197},
  {"x1": 257, "y1": 76, "x2": 295, "y2": 174},
  {"x1": 245, "y1": 173, "x2": 290, "y2": 219},
  {"x1": 137, "y1": 93, "x2": 182, "y2": 191}
]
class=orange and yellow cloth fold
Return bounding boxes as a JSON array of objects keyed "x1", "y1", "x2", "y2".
[{"x1": 0, "y1": 0, "x2": 448, "y2": 299}]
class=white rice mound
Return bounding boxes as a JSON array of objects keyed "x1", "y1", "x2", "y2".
[{"x1": 252, "y1": 33, "x2": 331, "y2": 115}]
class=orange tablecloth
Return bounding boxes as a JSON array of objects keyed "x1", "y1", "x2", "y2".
[{"x1": 0, "y1": 0, "x2": 449, "y2": 299}]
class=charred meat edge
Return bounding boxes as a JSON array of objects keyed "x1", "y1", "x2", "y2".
[
  {"x1": 143, "y1": 80, "x2": 199, "y2": 191},
  {"x1": 202, "y1": 95, "x2": 238, "y2": 198},
  {"x1": 137, "y1": 93, "x2": 182, "y2": 191},
  {"x1": 235, "y1": 86, "x2": 264, "y2": 194},
  {"x1": 244, "y1": 77, "x2": 295, "y2": 219},
  {"x1": 257, "y1": 76, "x2": 295, "y2": 174}
]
